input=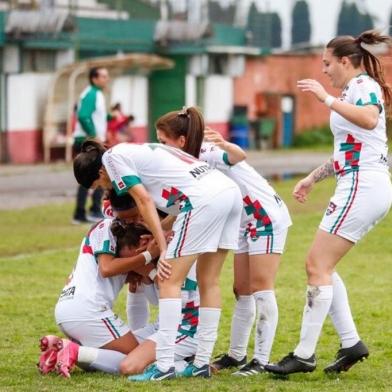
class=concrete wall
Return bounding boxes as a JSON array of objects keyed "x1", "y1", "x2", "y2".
[
  {"x1": 7, "y1": 73, "x2": 52, "y2": 163},
  {"x1": 203, "y1": 75, "x2": 233, "y2": 139},
  {"x1": 110, "y1": 75, "x2": 148, "y2": 143}
]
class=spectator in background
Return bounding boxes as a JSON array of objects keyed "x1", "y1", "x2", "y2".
[
  {"x1": 72, "y1": 67, "x2": 110, "y2": 224},
  {"x1": 107, "y1": 103, "x2": 135, "y2": 146}
]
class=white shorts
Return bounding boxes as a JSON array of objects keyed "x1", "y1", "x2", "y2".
[
  {"x1": 236, "y1": 227, "x2": 289, "y2": 255},
  {"x1": 320, "y1": 170, "x2": 392, "y2": 243},
  {"x1": 133, "y1": 322, "x2": 198, "y2": 360},
  {"x1": 57, "y1": 313, "x2": 130, "y2": 348},
  {"x1": 166, "y1": 186, "x2": 242, "y2": 259}
]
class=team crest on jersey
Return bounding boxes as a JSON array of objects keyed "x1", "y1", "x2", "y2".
[
  {"x1": 117, "y1": 180, "x2": 125, "y2": 190},
  {"x1": 326, "y1": 201, "x2": 337, "y2": 216}
]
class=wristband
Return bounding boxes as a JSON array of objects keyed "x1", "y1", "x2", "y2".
[
  {"x1": 142, "y1": 251, "x2": 152, "y2": 265},
  {"x1": 324, "y1": 95, "x2": 335, "y2": 108},
  {"x1": 148, "y1": 268, "x2": 157, "y2": 281}
]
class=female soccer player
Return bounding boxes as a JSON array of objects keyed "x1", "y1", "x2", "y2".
[
  {"x1": 73, "y1": 135, "x2": 242, "y2": 380},
  {"x1": 155, "y1": 107, "x2": 292, "y2": 376},
  {"x1": 265, "y1": 30, "x2": 392, "y2": 375},
  {"x1": 39, "y1": 220, "x2": 158, "y2": 377}
]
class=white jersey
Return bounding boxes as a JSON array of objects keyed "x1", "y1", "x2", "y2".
[
  {"x1": 55, "y1": 219, "x2": 127, "y2": 322},
  {"x1": 102, "y1": 143, "x2": 237, "y2": 215},
  {"x1": 331, "y1": 73, "x2": 389, "y2": 176},
  {"x1": 199, "y1": 142, "x2": 292, "y2": 237}
]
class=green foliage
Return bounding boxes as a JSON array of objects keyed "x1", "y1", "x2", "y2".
[
  {"x1": 337, "y1": 2, "x2": 374, "y2": 37},
  {"x1": 291, "y1": 0, "x2": 311, "y2": 45},
  {"x1": 1, "y1": 184, "x2": 392, "y2": 390},
  {"x1": 293, "y1": 125, "x2": 333, "y2": 147}
]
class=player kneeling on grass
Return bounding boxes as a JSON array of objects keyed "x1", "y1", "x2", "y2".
[{"x1": 38, "y1": 219, "x2": 158, "y2": 377}]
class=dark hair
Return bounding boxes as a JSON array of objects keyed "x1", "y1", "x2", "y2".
[
  {"x1": 110, "y1": 221, "x2": 151, "y2": 253},
  {"x1": 327, "y1": 30, "x2": 392, "y2": 107},
  {"x1": 155, "y1": 106, "x2": 204, "y2": 158},
  {"x1": 111, "y1": 103, "x2": 121, "y2": 111},
  {"x1": 73, "y1": 139, "x2": 107, "y2": 189},
  {"x1": 108, "y1": 189, "x2": 137, "y2": 211},
  {"x1": 89, "y1": 67, "x2": 105, "y2": 85}
]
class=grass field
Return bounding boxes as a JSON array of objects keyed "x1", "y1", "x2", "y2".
[{"x1": 1, "y1": 178, "x2": 392, "y2": 391}]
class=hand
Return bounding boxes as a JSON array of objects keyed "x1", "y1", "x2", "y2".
[
  {"x1": 126, "y1": 272, "x2": 142, "y2": 292},
  {"x1": 157, "y1": 250, "x2": 171, "y2": 280},
  {"x1": 292, "y1": 175, "x2": 314, "y2": 203},
  {"x1": 164, "y1": 230, "x2": 174, "y2": 243},
  {"x1": 147, "y1": 238, "x2": 160, "y2": 259},
  {"x1": 204, "y1": 127, "x2": 226, "y2": 149},
  {"x1": 297, "y1": 79, "x2": 328, "y2": 102}
]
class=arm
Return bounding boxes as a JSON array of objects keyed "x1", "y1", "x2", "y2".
[
  {"x1": 128, "y1": 184, "x2": 167, "y2": 260},
  {"x1": 99, "y1": 235, "x2": 160, "y2": 278},
  {"x1": 293, "y1": 157, "x2": 334, "y2": 203},
  {"x1": 204, "y1": 127, "x2": 247, "y2": 164},
  {"x1": 297, "y1": 79, "x2": 379, "y2": 130},
  {"x1": 160, "y1": 214, "x2": 176, "y2": 231},
  {"x1": 78, "y1": 88, "x2": 97, "y2": 137},
  {"x1": 98, "y1": 252, "x2": 155, "y2": 278}
]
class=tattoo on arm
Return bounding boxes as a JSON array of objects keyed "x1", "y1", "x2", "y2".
[{"x1": 311, "y1": 157, "x2": 334, "y2": 183}]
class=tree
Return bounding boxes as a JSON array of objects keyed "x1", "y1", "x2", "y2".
[
  {"x1": 337, "y1": 1, "x2": 373, "y2": 36},
  {"x1": 247, "y1": 3, "x2": 282, "y2": 49},
  {"x1": 291, "y1": 0, "x2": 311, "y2": 45}
]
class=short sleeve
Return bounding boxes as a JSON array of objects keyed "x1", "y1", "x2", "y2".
[
  {"x1": 102, "y1": 150, "x2": 142, "y2": 195},
  {"x1": 89, "y1": 220, "x2": 116, "y2": 256},
  {"x1": 349, "y1": 76, "x2": 383, "y2": 112},
  {"x1": 199, "y1": 142, "x2": 231, "y2": 171}
]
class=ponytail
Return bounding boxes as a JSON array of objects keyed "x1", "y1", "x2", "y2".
[
  {"x1": 356, "y1": 30, "x2": 392, "y2": 107},
  {"x1": 155, "y1": 106, "x2": 205, "y2": 158}
]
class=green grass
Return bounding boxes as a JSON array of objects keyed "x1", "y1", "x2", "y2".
[{"x1": 1, "y1": 178, "x2": 392, "y2": 391}]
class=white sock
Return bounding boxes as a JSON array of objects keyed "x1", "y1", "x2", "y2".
[
  {"x1": 156, "y1": 298, "x2": 182, "y2": 372},
  {"x1": 143, "y1": 283, "x2": 159, "y2": 306},
  {"x1": 193, "y1": 307, "x2": 221, "y2": 368},
  {"x1": 329, "y1": 272, "x2": 360, "y2": 348},
  {"x1": 253, "y1": 290, "x2": 278, "y2": 365},
  {"x1": 228, "y1": 295, "x2": 255, "y2": 361},
  {"x1": 294, "y1": 285, "x2": 333, "y2": 359},
  {"x1": 78, "y1": 346, "x2": 126, "y2": 374},
  {"x1": 127, "y1": 289, "x2": 149, "y2": 331},
  {"x1": 174, "y1": 359, "x2": 188, "y2": 373}
]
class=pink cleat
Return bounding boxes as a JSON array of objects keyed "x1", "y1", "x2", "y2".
[
  {"x1": 55, "y1": 339, "x2": 80, "y2": 378},
  {"x1": 38, "y1": 335, "x2": 63, "y2": 374}
]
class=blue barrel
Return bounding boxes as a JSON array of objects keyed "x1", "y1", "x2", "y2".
[{"x1": 230, "y1": 123, "x2": 249, "y2": 149}]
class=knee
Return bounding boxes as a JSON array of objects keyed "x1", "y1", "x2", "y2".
[
  {"x1": 305, "y1": 252, "x2": 331, "y2": 281},
  {"x1": 233, "y1": 282, "x2": 251, "y2": 297},
  {"x1": 119, "y1": 359, "x2": 144, "y2": 376}
]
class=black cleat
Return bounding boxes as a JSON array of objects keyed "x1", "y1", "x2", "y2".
[
  {"x1": 232, "y1": 358, "x2": 265, "y2": 377},
  {"x1": 212, "y1": 353, "x2": 247, "y2": 371},
  {"x1": 324, "y1": 340, "x2": 369, "y2": 373},
  {"x1": 264, "y1": 352, "x2": 316, "y2": 375}
]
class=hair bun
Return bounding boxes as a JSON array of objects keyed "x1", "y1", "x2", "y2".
[
  {"x1": 81, "y1": 139, "x2": 105, "y2": 153},
  {"x1": 110, "y1": 219, "x2": 126, "y2": 237}
]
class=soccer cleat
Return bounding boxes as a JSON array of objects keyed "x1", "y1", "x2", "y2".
[
  {"x1": 37, "y1": 335, "x2": 63, "y2": 375},
  {"x1": 264, "y1": 352, "x2": 316, "y2": 375},
  {"x1": 232, "y1": 358, "x2": 265, "y2": 377},
  {"x1": 128, "y1": 364, "x2": 176, "y2": 381},
  {"x1": 178, "y1": 363, "x2": 211, "y2": 378},
  {"x1": 324, "y1": 340, "x2": 369, "y2": 373},
  {"x1": 212, "y1": 353, "x2": 247, "y2": 371},
  {"x1": 55, "y1": 339, "x2": 80, "y2": 378}
]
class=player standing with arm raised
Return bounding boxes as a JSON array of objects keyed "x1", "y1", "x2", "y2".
[{"x1": 265, "y1": 30, "x2": 392, "y2": 376}]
